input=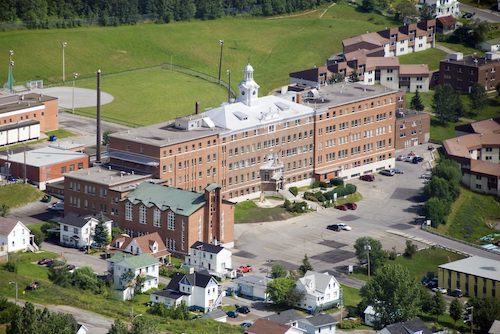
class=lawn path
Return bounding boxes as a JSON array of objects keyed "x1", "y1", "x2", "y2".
[
  {"x1": 267, "y1": 9, "x2": 318, "y2": 19},
  {"x1": 320, "y1": 2, "x2": 337, "y2": 18}
]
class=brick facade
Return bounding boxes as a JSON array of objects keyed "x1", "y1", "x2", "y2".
[{"x1": 394, "y1": 111, "x2": 431, "y2": 149}]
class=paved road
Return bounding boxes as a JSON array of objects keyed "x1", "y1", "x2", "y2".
[{"x1": 461, "y1": 3, "x2": 500, "y2": 23}]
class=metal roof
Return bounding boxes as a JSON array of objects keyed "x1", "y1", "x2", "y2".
[
  {"x1": 0, "y1": 147, "x2": 88, "y2": 167},
  {"x1": 439, "y1": 256, "x2": 500, "y2": 281}
]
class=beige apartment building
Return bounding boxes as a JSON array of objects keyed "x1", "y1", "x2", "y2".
[{"x1": 106, "y1": 65, "x2": 397, "y2": 200}]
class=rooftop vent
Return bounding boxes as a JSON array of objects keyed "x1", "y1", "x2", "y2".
[{"x1": 233, "y1": 111, "x2": 248, "y2": 120}]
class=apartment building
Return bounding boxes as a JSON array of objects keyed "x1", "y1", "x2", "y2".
[
  {"x1": 419, "y1": 0, "x2": 460, "y2": 18},
  {"x1": 395, "y1": 110, "x2": 431, "y2": 149},
  {"x1": 439, "y1": 52, "x2": 500, "y2": 93},
  {"x1": 106, "y1": 65, "x2": 398, "y2": 201},
  {"x1": 0, "y1": 92, "x2": 58, "y2": 146}
]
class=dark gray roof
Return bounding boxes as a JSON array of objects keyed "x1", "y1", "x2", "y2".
[
  {"x1": 265, "y1": 309, "x2": 302, "y2": 325},
  {"x1": 151, "y1": 289, "x2": 186, "y2": 300},
  {"x1": 59, "y1": 214, "x2": 101, "y2": 228},
  {"x1": 379, "y1": 318, "x2": 432, "y2": 334},
  {"x1": 191, "y1": 241, "x2": 224, "y2": 254},
  {"x1": 202, "y1": 309, "x2": 227, "y2": 320},
  {"x1": 166, "y1": 272, "x2": 184, "y2": 291},
  {"x1": 301, "y1": 314, "x2": 336, "y2": 327},
  {"x1": 183, "y1": 270, "x2": 215, "y2": 288}
]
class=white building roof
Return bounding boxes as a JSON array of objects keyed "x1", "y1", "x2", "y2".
[
  {"x1": 439, "y1": 256, "x2": 500, "y2": 281},
  {"x1": 0, "y1": 147, "x2": 87, "y2": 167}
]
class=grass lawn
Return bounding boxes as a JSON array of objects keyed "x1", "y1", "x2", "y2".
[
  {"x1": 335, "y1": 192, "x2": 363, "y2": 205},
  {"x1": 0, "y1": 184, "x2": 43, "y2": 208},
  {"x1": 45, "y1": 129, "x2": 75, "y2": 140},
  {"x1": 75, "y1": 67, "x2": 227, "y2": 126},
  {"x1": 341, "y1": 284, "x2": 362, "y2": 309},
  {"x1": 399, "y1": 48, "x2": 447, "y2": 71},
  {"x1": 234, "y1": 200, "x2": 294, "y2": 224},
  {"x1": 437, "y1": 42, "x2": 483, "y2": 56},
  {"x1": 436, "y1": 187, "x2": 500, "y2": 245}
]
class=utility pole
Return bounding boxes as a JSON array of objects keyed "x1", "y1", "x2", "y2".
[
  {"x1": 61, "y1": 42, "x2": 68, "y2": 82},
  {"x1": 96, "y1": 69, "x2": 102, "y2": 164},
  {"x1": 227, "y1": 69, "x2": 231, "y2": 103},
  {"x1": 218, "y1": 40, "x2": 224, "y2": 84},
  {"x1": 23, "y1": 144, "x2": 27, "y2": 184},
  {"x1": 365, "y1": 242, "x2": 371, "y2": 279},
  {"x1": 9, "y1": 281, "x2": 18, "y2": 304},
  {"x1": 72, "y1": 72, "x2": 79, "y2": 113}
]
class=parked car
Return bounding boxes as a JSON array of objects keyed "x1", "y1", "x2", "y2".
[
  {"x1": 240, "y1": 322, "x2": 252, "y2": 329},
  {"x1": 337, "y1": 223, "x2": 352, "y2": 231},
  {"x1": 360, "y1": 174, "x2": 375, "y2": 182},
  {"x1": 238, "y1": 265, "x2": 253, "y2": 273},
  {"x1": 380, "y1": 169, "x2": 395, "y2": 176},
  {"x1": 335, "y1": 204, "x2": 348, "y2": 211},
  {"x1": 462, "y1": 12, "x2": 475, "y2": 18},
  {"x1": 37, "y1": 258, "x2": 52, "y2": 265},
  {"x1": 7, "y1": 175, "x2": 18, "y2": 182},
  {"x1": 420, "y1": 172, "x2": 432, "y2": 180},
  {"x1": 412, "y1": 156, "x2": 424, "y2": 164},
  {"x1": 48, "y1": 201, "x2": 64, "y2": 212},
  {"x1": 345, "y1": 202, "x2": 357, "y2": 210},
  {"x1": 41, "y1": 194, "x2": 52, "y2": 203},
  {"x1": 404, "y1": 156, "x2": 415, "y2": 162},
  {"x1": 48, "y1": 135, "x2": 57, "y2": 142},
  {"x1": 432, "y1": 287, "x2": 447, "y2": 294},
  {"x1": 393, "y1": 168, "x2": 404, "y2": 174},
  {"x1": 450, "y1": 289, "x2": 463, "y2": 297},
  {"x1": 64, "y1": 264, "x2": 76, "y2": 271},
  {"x1": 327, "y1": 224, "x2": 341, "y2": 232},
  {"x1": 396, "y1": 155, "x2": 406, "y2": 161},
  {"x1": 236, "y1": 305, "x2": 250, "y2": 314},
  {"x1": 226, "y1": 311, "x2": 239, "y2": 318}
]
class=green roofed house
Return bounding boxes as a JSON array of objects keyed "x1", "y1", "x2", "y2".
[
  {"x1": 107, "y1": 252, "x2": 160, "y2": 300},
  {"x1": 118, "y1": 181, "x2": 234, "y2": 256}
]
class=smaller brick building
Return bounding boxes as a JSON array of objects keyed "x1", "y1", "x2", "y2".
[
  {"x1": 0, "y1": 147, "x2": 89, "y2": 189},
  {"x1": 394, "y1": 110, "x2": 431, "y2": 149}
]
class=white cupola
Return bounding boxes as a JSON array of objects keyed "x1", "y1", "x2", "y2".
[{"x1": 238, "y1": 63, "x2": 260, "y2": 106}]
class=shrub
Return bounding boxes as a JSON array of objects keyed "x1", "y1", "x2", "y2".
[
  {"x1": 319, "y1": 181, "x2": 328, "y2": 189},
  {"x1": 4, "y1": 261, "x2": 16, "y2": 273},
  {"x1": 286, "y1": 201, "x2": 307, "y2": 213},
  {"x1": 404, "y1": 240, "x2": 418, "y2": 258},
  {"x1": 330, "y1": 178, "x2": 344, "y2": 187},
  {"x1": 283, "y1": 199, "x2": 292, "y2": 210},
  {"x1": 289, "y1": 187, "x2": 298, "y2": 197},
  {"x1": 345, "y1": 184, "x2": 357, "y2": 195},
  {"x1": 388, "y1": 247, "x2": 398, "y2": 261},
  {"x1": 303, "y1": 192, "x2": 317, "y2": 202},
  {"x1": 311, "y1": 181, "x2": 321, "y2": 189},
  {"x1": 313, "y1": 192, "x2": 326, "y2": 202},
  {"x1": 338, "y1": 317, "x2": 362, "y2": 329},
  {"x1": 159, "y1": 265, "x2": 188, "y2": 278}
]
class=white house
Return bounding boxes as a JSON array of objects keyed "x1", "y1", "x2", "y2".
[
  {"x1": 247, "y1": 318, "x2": 304, "y2": 334},
  {"x1": 480, "y1": 39, "x2": 500, "y2": 53},
  {"x1": 76, "y1": 324, "x2": 88, "y2": 334},
  {"x1": 184, "y1": 241, "x2": 234, "y2": 278},
  {"x1": 59, "y1": 214, "x2": 112, "y2": 249},
  {"x1": 233, "y1": 275, "x2": 272, "y2": 300},
  {"x1": 0, "y1": 217, "x2": 38, "y2": 253},
  {"x1": 297, "y1": 314, "x2": 337, "y2": 334},
  {"x1": 364, "y1": 305, "x2": 379, "y2": 327},
  {"x1": 295, "y1": 271, "x2": 341, "y2": 312},
  {"x1": 418, "y1": 0, "x2": 460, "y2": 17},
  {"x1": 150, "y1": 270, "x2": 224, "y2": 313},
  {"x1": 107, "y1": 253, "x2": 160, "y2": 300},
  {"x1": 111, "y1": 232, "x2": 171, "y2": 264}
]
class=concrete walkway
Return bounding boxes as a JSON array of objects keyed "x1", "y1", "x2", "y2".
[
  {"x1": 33, "y1": 87, "x2": 114, "y2": 109},
  {"x1": 435, "y1": 43, "x2": 458, "y2": 55}
]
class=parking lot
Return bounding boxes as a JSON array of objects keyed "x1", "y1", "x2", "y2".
[{"x1": 232, "y1": 145, "x2": 437, "y2": 279}]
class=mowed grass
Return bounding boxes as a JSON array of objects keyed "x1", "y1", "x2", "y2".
[
  {"x1": 341, "y1": 284, "x2": 362, "y2": 309},
  {"x1": 438, "y1": 42, "x2": 484, "y2": 56},
  {"x1": 399, "y1": 48, "x2": 447, "y2": 71},
  {"x1": 0, "y1": 184, "x2": 42, "y2": 208},
  {"x1": 75, "y1": 68, "x2": 227, "y2": 126},
  {"x1": 234, "y1": 200, "x2": 294, "y2": 224},
  {"x1": 0, "y1": 4, "x2": 397, "y2": 95},
  {"x1": 436, "y1": 187, "x2": 500, "y2": 244},
  {"x1": 45, "y1": 129, "x2": 75, "y2": 140}
]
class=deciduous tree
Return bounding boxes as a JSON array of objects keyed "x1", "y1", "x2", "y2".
[
  {"x1": 266, "y1": 277, "x2": 296, "y2": 306},
  {"x1": 429, "y1": 292, "x2": 446, "y2": 321},
  {"x1": 469, "y1": 83, "x2": 488, "y2": 111},
  {"x1": 271, "y1": 263, "x2": 287, "y2": 278},
  {"x1": 433, "y1": 84, "x2": 463, "y2": 124},
  {"x1": 424, "y1": 197, "x2": 449, "y2": 227},
  {"x1": 354, "y1": 237, "x2": 387, "y2": 275},
  {"x1": 298, "y1": 254, "x2": 313, "y2": 276},
  {"x1": 449, "y1": 298, "x2": 463, "y2": 328}
]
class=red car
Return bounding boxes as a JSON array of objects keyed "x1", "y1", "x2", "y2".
[
  {"x1": 360, "y1": 174, "x2": 375, "y2": 182},
  {"x1": 345, "y1": 203, "x2": 357, "y2": 210},
  {"x1": 335, "y1": 205, "x2": 348, "y2": 211},
  {"x1": 238, "y1": 265, "x2": 253, "y2": 273}
]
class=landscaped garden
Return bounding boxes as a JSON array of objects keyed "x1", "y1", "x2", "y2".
[{"x1": 234, "y1": 200, "x2": 294, "y2": 224}]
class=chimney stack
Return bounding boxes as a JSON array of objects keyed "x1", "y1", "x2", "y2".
[
  {"x1": 96, "y1": 69, "x2": 102, "y2": 164},
  {"x1": 195, "y1": 101, "x2": 200, "y2": 115}
]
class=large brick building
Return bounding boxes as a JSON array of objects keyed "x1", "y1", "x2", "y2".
[
  {"x1": 0, "y1": 92, "x2": 58, "y2": 146},
  {"x1": 106, "y1": 64, "x2": 398, "y2": 200},
  {"x1": 395, "y1": 110, "x2": 431, "y2": 149}
]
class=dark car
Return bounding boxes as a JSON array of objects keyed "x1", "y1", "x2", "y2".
[
  {"x1": 360, "y1": 174, "x2": 375, "y2": 182},
  {"x1": 412, "y1": 156, "x2": 424, "y2": 164},
  {"x1": 450, "y1": 289, "x2": 463, "y2": 297},
  {"x1": 327, "y1": 224, "x2": 341, "y2": 232},
  {"x1": 7, "y1": 175, "x2": 18, "y2": 182},
  {"x1": 226, "y1": 311, "x2": 239, "y2": 318},
  {"x1": 335, "y1": 204, "x2": 348, "y2": 211},
  {"x1": 37, "y1": 258, "x2": 52, "y2": 265},
  {"x1": 345, "y1": 202, "x2": 357, "y2": 210},
  {"x1": 462, "y1": 12, "x2": 475, "y2": 18},
  {"x1": 241, "y1": 322, "x2": 252, "y2": 329},
  {"x1": 236, "y1": 305, "x2": 250, "y2": 314}
]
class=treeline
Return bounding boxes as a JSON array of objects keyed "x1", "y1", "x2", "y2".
[{"x1": 0, "y1": 0, "x2": 330, "y2": 29}]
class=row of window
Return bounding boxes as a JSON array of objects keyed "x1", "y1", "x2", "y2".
[
  {"x1": 1, "y1": 111, "x2": 45, "y2": 125},
  {"x1": 125, "y1": 202, "x2": 175, "y2": 230}
]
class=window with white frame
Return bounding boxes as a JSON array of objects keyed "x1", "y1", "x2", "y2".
[
  {"x1": 139, "y1": 205, "x2": 147, "y2": 224},
  {"x1": 168, "y1": 212, "x2": 175, "y2": 230},
  {"x1": 153, "y1": 208, "x2": 161, "y2": 227},
  {"x1": 125, "y1": 202, "x2": 133, "y2": 221}
]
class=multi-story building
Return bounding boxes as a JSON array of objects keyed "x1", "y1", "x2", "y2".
[
  {"x1": 0, "y1": 92, "x2": 58, "y2": 146},
  {"x1": 395, "y1": 110, "x2": 431, "y2": 149},
  {"x1": 439, "y1": 52, "x2": 500, "y2": 93},
  {"x1": 58, "y1": 214, "x2": 113, "y2": 249},
  {"x1": 107, "y1": 65, "x2": 398, "y2": 200},
  {"x1": 419, "y1": 0, "x2": 460, "y2": 18},
  {"x1": 184, "y1": 241, "x2": 233, "y2": 278},
  {"x1": 438, "y1": 256, "x2": 499, "y2": 299}
]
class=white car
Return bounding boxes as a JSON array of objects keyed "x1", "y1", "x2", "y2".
[
  {"x1": 432, "y1": 287, "x2": 447, "y2": 294},
  {"x1": 420, "y1": 173, "x2": 432, "y2": 180},
  {"x1": 337, "y1": 223, "x2": 352, "y2": 231},
  {"x1": 396, "y1": 155, "x2": 406, "y2": 161},
  {"x1": 48, "y1": 202, "x2": 64, "y2": 212}
]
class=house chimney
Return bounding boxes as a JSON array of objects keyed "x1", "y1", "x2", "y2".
[
  {"x1": 195, "y1": 101, "x2": 200, "y2": 115},
  {"x1": 96, "y1": 69, "x2": 102, "y2": 164}
]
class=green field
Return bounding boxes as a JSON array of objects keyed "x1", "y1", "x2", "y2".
[
  {"x1": 0, "y1": 184, "x2": 42, "y2": 208},
  {"x1": 399, "y1": 48, "x2": 447, "y2": 71},
  {"x1": 437, "y1": 187, "x2": 500, "y2": 244},
  {"x1": 438, "y1": 42, "x2": 484, "y2": 56},
  {"x1": 234, "y1": 200, "x2": 294, "y2": 224}
]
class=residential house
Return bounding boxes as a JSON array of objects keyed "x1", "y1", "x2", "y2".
[
  {"x1": 76, "y1": 324, "x2": 88, "y2": 334},
  {"x1": 59, "y1": 214, "x2": 112, "y2": 249},
  {"x1": 150, "y1": 270, "x2": 223, "y2": 313},
  {"x1": 246, "y1": 318, "x2": 304, "y2": 334},
  {"x1": 110, "y1": 232, "x2": 171, "y2": 264},
  {"x1": 297, "y1": 314, "x2": 336, "y2": 334},
  {"x1": 264, "y1": 309, "x2": 303, "y2": 328},
  {"x1": 377, "y1": 317, "x2": 432, "y2": 334},
  {"x1": 184, "y1": 241, "x2": 233, "y2": 278},
  {"x1": 489, "y1": 320, "x2": 500, "y2": 334},
  {"x1": 480, "y1": 38, "x2": 500, "y2": 53},
  {"x1": 364, "y1": 305, "x2": 379, "y2": 327},
  {"x1": 295, "y1": 271, "x2": 340, "y2": 312},
  {"x1": 233, "y1": 275, "x2": 272, "y2": 301},
  {"x1": 0, "y1": 217, "x2": 38, "y2": 253},
  {"x1": 436, "y1": 15, "x2": 457, "y2": 34},
  {"x1": 201, "y1": 309, "x2": 228, "y2": 323},
  {"x1": 107, "y1": 253, "x2": 160, "y2": 300},
  {"x1": 418, "y1": 0, "x2": 460, "y2": 17}
]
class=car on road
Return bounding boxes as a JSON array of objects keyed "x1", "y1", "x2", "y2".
[
  {"x1": 345, "y1": 202, "x2": 357, "y2": 210},
  {"x1": 396, "y1": 155, "x2": 406, "y2": 161},
  {"x1": 48, "y1": 201, "x2": 64, "y2": 212},
  {"x1": 360, "y1": 174, "x2": 375, "y2": 182},
  {"x1": 393, "y1": 168, "x2": 404, "y2": 174},
  {"x1": 236, "y1": 305, "x2": 250, "y2": 314},
  {"x1": 432, "y1": 287, "x2": 447, "y2": 294},
  {"x1": 412, "y1": 156, "x2": 424, "y2": 164},
  {"x1": 337, "y1": 223, "x2": 352, "y2": 231},
  {"x1": 462, "y1": 12, "x2": 475, "y2": 18},
  {"x1": 238, "y1": 265, "x2": 252, "y2": 273},
  {"x1": 420, "y1": 172, "x2": 432, "y2": 180},
  {"x1": 226, "y1": 311, "x2": 239, "y2": 318},
  {"x1": 327, "y1": 224, "x2": 341, "y2": 232},
  {"x1": 450, "y1": 289, "x2": 463, "y2": 297},
  {"x1": 335, "y1": 204, "x2": 348, "y2": 211},
  {"x1": 240, "y1": 322, "x2": 252, "y2": 329},
  {"x1": 380, "y1": 169, "x2": 395, "y2": 176}
]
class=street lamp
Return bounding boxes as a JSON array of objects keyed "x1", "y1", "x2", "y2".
[
  {"x1": 130, "y1": 307, "x2": 143, "y2": 322},
  {"x1": 72, "y1": 72, "x2": 79, "y2": 113},
  {"x1": 226, "y1": 69, "x2": 231, "y2": 103},
  {"x1": 218, "y1": 40, "x2": 224, "y2": 84},
  {"x1": 9, "y1": 281, "x2": 18, "y2": 304},
  {"x1": 6, "y1": 50, "x2": 14, "y2": 93},
  {"x1": 364, "y1": 242, "x2": 371, "y2": 280},
  {"x1": 61, "y1": 41, "x2": 68, "y2": 82}
]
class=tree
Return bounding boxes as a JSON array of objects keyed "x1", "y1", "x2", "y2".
[
  {"x1": 449, "y1": 298, "x2": 463, "y2": 328},
  {"x1": 94, "y1": 214, "x2": 110, "y2": 247},
  {"x1": 354, "y1": 237, "x2": 387, "y2": 276},
  {"x1": 424, "y1": 197, "x2": 449, "y2": 227},
  {"x1": 433, "y1": 84, "x2": 463, "y2": 124},
  {"x1": 410, "y1": 89, "x2": 425, "y2": 111},
  {"x1": 360, "y1": 0, "x2": 375, "y2": 12},
  {"x1": 429, "y1": 292, "x2": 446, "y2": 321},
  {"x1": 469, "y1": 83, "x2": 488, "y2": 111},
  {"x1": 419, "y1": 3, "x2": 434, "y2": 20},
  {"x1": 102, "y1": 130, "x2": 113, "y2": 145},
  {"x1": 496, "y1": 82, "x2": 500, "y2": 96},
  {"x1": 271, "y1": 263, "x2": 287, "y2": 278},
  {"x1": 420, "y1": 289, "x2": 433, "y2": 313},
  {"x1": 30, "y1": 228, "x2": 45, "y2": 247},
  {"x1": 433, "y1": 159, "x2": 461, "y2": 185},
  {"x1": 266, "y1": 277, "x2": 296, "y2": 306},
  {"x1": 451, "y1": 21, "x2": 490, "y2": 47},
  {"x1": 424, "y1": 177, "x2": 452, "y2": 202},
  {"x1": 48, "y1": 266, "x2": 72, "y2": 287},
  {"x1": 360, "y1": 264, "x2": 422, "y2": 328},
  {"x1": 403, "y1": 240, "x2": 417, "y2": 258},
  {"x1": 349, "y1": 71, "x2": 360, "y2": 83},
  {"x1": 8, "y1": 302, "x2": 77, "y2": 334},
  {"x1": 0, "y1": 204, "x2": 10, "y2": 217},
  {"x1": 467, "y1": 297, "x2": 500, "y2": 334},
  {"x1": 298, "y1": 254, "x2": 313, "y2": 276},
  {"x1": 130, "y1": 317, "x2": 158, "y2": 334},
  {"x1": 394, "y1": 0, "x2": 419, "y2": 23},
  {"x1": 108, "y1": 319, "x2": 129, "y2": 334}
]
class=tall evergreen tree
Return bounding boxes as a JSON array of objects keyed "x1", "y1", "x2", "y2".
[
  {"x1": 298, "y1": 254, "x2": 313, "y2": 275},
  {"x1": 469, "y1": 83, "x2": 488, "y2": 111},
  {"x1": 449, "y1": 298, "x2": 463, "y2": 328},
  {"x1": 94, "y1": 214, "x2": 110, "y2": 247},
  {"x1": 410, "y1": 89, "x2": 425, "y2": 111}
]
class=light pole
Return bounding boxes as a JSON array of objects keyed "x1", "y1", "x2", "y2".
[
  {"x1": 9, "y1": 281, "x2": 18, "y2": 304},
  {"x1": 365, "y1": 242, "x2": 371, "y2": 280},
  {"x1": 130, "y1": 307, "x2": 143, "y2": 322},
  {"x1": 61, "y1": 41, "x2": 68, "y2": 82},
  {"x1": 72, "y1": 72, "x2": 79, "y2": 113},
  {"x1": 7, "y1": 50, "x2": 14, "y2": 93},
  {"x1": 226, "y1": 69, "x2": 231, "y2": 103},
  {"x1": 218, "y1": 40, "x2": 224, "y2": 84},
  {"x1": 466, "y1": 306, "x2": 473, "y2": 334}
]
